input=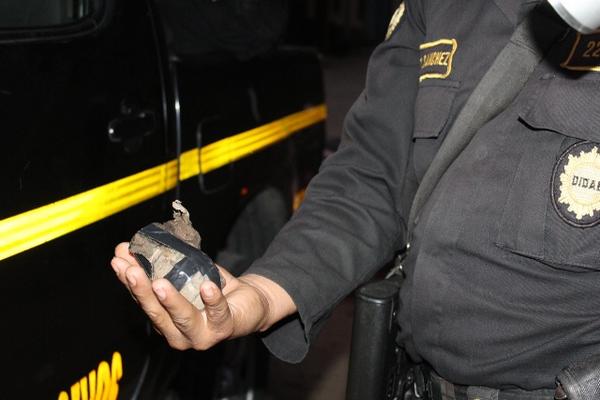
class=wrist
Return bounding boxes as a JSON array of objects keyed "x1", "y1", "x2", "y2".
[{"x1": 238, "y1": 273, "x2": 297, "y2": 331}]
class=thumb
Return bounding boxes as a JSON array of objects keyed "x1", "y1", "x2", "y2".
[{"x1": 201, "y1": 281, "x2": 233, "y2": 336}]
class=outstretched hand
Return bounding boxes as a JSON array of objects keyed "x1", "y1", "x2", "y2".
[{"x1": 110, "y1": 242, "x2": 296, "y2": 350}]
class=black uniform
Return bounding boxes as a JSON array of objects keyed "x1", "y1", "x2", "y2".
[{"x1": 247, "y1": 0, "x2": 600, "y2": 391}]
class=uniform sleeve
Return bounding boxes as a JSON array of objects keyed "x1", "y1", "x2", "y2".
[{"x1": 245, "y1": 0, "x2": 426, "y2": 363}]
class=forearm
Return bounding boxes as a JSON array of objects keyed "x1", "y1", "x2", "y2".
[{"x1": 242, "y1": 0, "x2": 425, "y2": 361}]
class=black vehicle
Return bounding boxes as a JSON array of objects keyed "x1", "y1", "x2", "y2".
[{"x1": 0, "y1": 0, "x2": 325, "y2": 398}]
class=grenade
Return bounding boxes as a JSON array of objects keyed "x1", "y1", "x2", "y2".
[{"x1": 129, "y1": 201, "x2": 222, "y2": 310}]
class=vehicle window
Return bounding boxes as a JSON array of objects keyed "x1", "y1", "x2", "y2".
[{"x1": 0, "y1": 0, "x2": 92, "y2": 28}]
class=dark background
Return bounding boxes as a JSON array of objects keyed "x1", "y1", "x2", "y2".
[{"x1": 286, "y1": 0, "x2": 401, "y2": 54}]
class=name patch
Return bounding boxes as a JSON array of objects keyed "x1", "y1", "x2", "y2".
[
  {"x1": 561, "y1": 32, "x2": 600, "y2": 72},
  {"x1": 552, "y1": 141, "x2": 600, "y2": 227},
  {"x1": 419, "y1": 39, "x2": 457, "y2": 82}
]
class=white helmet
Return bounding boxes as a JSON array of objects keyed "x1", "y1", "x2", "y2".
[{"x1": 547, "y1": 0, "x2": 600, "y2": 34}]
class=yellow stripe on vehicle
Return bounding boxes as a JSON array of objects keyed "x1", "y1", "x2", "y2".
[{"x1": 0, "y1": 104, "x2": 326, "y2": 261}]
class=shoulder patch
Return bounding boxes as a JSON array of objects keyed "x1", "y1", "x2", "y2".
[
  {"x1": 561, "y1": 31, "x2": 600, "y2": 72},
  {"x1": 385, "y1": 3, "x2": 405, "y2": 40},
  {"x1": 419, "y1": 39, "x2": 458, "y2": 82},
  {"x1": 552, "y1": 141, "x2": 600, "y2": 227}
]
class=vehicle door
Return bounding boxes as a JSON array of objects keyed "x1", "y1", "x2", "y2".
[{"x1": 0, "y1": 0, "x2": 174, "y2": 397}]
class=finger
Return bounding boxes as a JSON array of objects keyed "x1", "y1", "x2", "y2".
[
  {"x1": 114, "y1": 242, "x2": 138, "y2": 265},
  {"x1": 151, "y1": 279, "x2": 202, "y2": 340},
  {"x1": 125, "y1": 266, "x2": 186, "y2": 345},
  {"x1": 216, "y1": 265, "x2": 236, "y2": 294},
  {"x1": 111, "y1": 256, "x2": 132, "y2": 286},
  {"x1": 200, "y1": 281, "x2": 233, "y2": 338}
]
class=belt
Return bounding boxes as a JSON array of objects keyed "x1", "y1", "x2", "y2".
[{"x1": 424, "y1": 368, "x2": 556, "y2": 400}]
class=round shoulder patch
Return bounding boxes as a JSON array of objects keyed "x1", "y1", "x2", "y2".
[
  {"x1": 552, "y1": 141, "x2": 600, "y2": 227},
  {"x1": 385, "y1": 3, "x2": 405, "y2": 40}
]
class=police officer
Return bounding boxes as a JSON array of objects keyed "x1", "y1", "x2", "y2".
[{"x1": 111, "y1": 0, "x2": 600, "y2": 398}]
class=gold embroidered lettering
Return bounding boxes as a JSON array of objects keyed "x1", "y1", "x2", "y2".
[
  {"x1": 420, "y1": 51, "x2": 451, "y2": 68},
  {"x1": 582, "y1": 40, "x2": 600, "y2": 58},
  {"x1": 561, "y1": 33, "x2": 600, "y2": 71},
  {"x1": 419, "y1": 38, "x2": 458, "y2": 81}
]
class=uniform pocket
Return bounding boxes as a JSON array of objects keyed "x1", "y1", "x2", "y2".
[
  {"x1": 412, "y1": 79, "x2": 460, "y2": 179},
  {"x1": 496, "y1": 76, "x2": 600, "y2": 271}
]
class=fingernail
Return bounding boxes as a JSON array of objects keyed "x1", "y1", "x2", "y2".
[
  {"x1": 202, "y1": 284, "x2": 215, "y2": 299},
  {"x1": 126, "y1": 273, "x2": 137, "y2": 287},
  {"x1": 111, "y1": 262, "x2": 120, "y2": 276},
  {"x1": 154, "y1": 287, "x2": 166, "y2": 301}
]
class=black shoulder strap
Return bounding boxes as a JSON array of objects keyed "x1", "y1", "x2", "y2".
[{"x1": 406, "y1": 5, "x2": 567, "y2": 242}]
